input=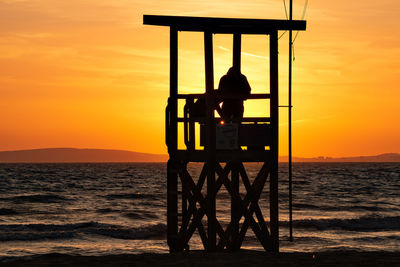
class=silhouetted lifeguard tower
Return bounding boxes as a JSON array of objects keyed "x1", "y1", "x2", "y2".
[{"x1": 144, "y1": 15, "x2": 306, "y2": 252}]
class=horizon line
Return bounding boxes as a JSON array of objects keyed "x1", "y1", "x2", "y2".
[{"x1": 0, "y1": 147, "x2": 399, "y2": 159}]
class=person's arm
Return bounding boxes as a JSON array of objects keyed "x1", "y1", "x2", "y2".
[
  {"x1": 241, "y1": 75, "x2": 251, "y2": 96},
  {"x1": 218, "y1": 75, "x2": 228, "y2": 92}
]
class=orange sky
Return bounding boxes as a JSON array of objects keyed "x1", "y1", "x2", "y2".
[{"x1": 0, "y1": 0, "x2": 399, "y2": 157}]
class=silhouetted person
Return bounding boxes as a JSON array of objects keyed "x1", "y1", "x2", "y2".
[
  {"x1": 218, "y1": 67, "x2": 251, "y2": 121},
  {"x1": 188, "y1": 67, "x2": 251, "y2": 121}
]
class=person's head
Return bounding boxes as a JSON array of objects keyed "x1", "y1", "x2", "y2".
[{"x1": 227, "y1": 66, "x2": 241, "y2": 77}]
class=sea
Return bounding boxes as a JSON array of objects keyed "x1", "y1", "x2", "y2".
[{"x1": 0, "y1": 162, "x2": 399, "y2": 258}]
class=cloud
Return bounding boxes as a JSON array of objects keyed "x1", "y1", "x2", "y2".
[{"x1": 218, "y1": 46, "x2": 268, "y2": 59}]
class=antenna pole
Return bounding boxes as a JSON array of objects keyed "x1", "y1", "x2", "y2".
[{"x1": 288, "y1": 0, "x2": 294, "y2": 242}]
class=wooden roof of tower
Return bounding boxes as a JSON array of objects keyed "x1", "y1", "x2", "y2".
[{"x1": 143, "y1": 15, "x2": 306, "y2": 33}]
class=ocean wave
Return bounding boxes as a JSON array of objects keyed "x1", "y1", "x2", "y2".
[
  {"x1": 347, "y1": 235, "x2": 400, "y2": 242},
  {"x1": 292, "y1": 203, "x2": 396, "y2": 212},
  {"x1": 95, "y1": 208, "x2": 159, "y2": 220},
  {"x1": 123, "y1": 211, "x2": 159, "y2": 220},
  {"x1": 90, "y1": 223, "x2": 166, "y2": 239},
  {"x1": 104, "y1": 192, "x2": 159, "y2": 200},
  {"x1": 0, "y1": 194, "x2": 70, "y2": 204},
  {"x1": 0, "y1": 222, "x2": 166, "y2": 242},
  {"x1": 96, "y1": 208, "x2": 121, "y2": 213},
  {"x1": 285, "y1": 215, "x2": 400, "y2": 231},
  {"x1": 0, "y1": 208, "x2": 18, "y2": 215}
]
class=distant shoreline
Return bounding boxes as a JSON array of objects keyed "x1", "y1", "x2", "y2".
[{"x1": 0, "y1": 148, "x2": 399, "y2": 163}]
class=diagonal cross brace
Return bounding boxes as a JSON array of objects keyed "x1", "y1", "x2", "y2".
[
  {"x1": 237, "y1": 162, "x2": 272, "y2": 250},
  {"x1": 179, "y1": 163, "x2": 232, "y2": 250},
  {"x1": 215, "y1": 162, "x2": 271, "y2": 250}
]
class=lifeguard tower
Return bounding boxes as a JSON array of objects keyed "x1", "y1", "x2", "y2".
[{"x1": 143, "y1": 15, "x2": 306, "y2": 252}]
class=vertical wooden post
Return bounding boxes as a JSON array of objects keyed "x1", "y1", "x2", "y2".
[
  {"x1": 167, "y1": 27, "x2": 179, "y2": 252},
  {"x1": 231, "y1": 33, "x2": 241, "y2": 250},
  {"x1": 170, "y1": 28, "x2": 178, "y2": 154},
  {"x1": 231, "y1": 163, "x2": 239, "y2": 250},
  {"x1": 188, "y1": 98, "x2": 195, "y2": 151},
  {"x1": 204, "y1": 31, "x2": 216, "y2": 252},
  {"x1": 233, "y1": 33, "x2": 241, "y2": 72},
  {"x1": 269, "y1": 30, "x2": 279, "y2": 252}
]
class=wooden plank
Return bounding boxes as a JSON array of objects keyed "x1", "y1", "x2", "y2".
[
  {"x1": 214, "y1": 163, "x2": 239, "y2": 250},
  {"x1": 175, "y1": 150, "x2": 271, "y2": 162},
  {"x1": 167, "y1": 160, "x2": 179, "y2": 252},
  {"x1": 179, "y1": 169, "x2": 208, "y2": 249},
  {"x1": 197, "y1": 220, "x2": 208, "y2": 250},
  {"x1": 178, "y1": 165, "x2": 207, "y2": 248},
  {"x1": 189, "y1": 102, "x2": 195, "y2": 150},
  {"x1": 233, "y1": 33, "x2": 241, "y2": 72},
  {"x1": 204, "y1": 31, "x2": 217, "y2": 252},
  {"x1": 179, "y1": 164, "x2": 207, "y2": 231},
  {"x1": 238, "y1": 164, "x2": 271, "y2": 242},
  {"x1": 236, "y1": 163, "x2": 270, "y2": 250},
  {"x1": 181, "y1": 171, "x2": 207, "y2": 245},
  {"x1": 181, "y1": 167, "x2": 229, "y2": 251},
  {"x1": 181, "y1": 170, "x2": 188, "y2": 244},
  {"x1": 177, "y1": 93, "x2": 270, "y2": 99},
  {"x1": 216, "y1": 162, "x2": 270, "y2": 251},
  {"x1": 184, "y1": 163, "x2": 231, "y2": 245},
  {"x1": 238, "y1": 124, "x2": 272, "y2": 147},
  {"x1": 177, "y1": 117, "x2": 270, "y2": 123},
  {"x1": 231, "y1": 162, "x2": 239, "y2": 250},
  {"x1": 169, "y1": 28, "x2": 178, "y2": 155},
  {"x1": 200, "y1": 124, "x2": 272, "y2": 147},
  {"x1": 166, "y1": 27, "x2": 179, "y2": 253},
  {"x1": 181, "y1": 163, "x2": 191, "y2": 228},
  {"x1": 183, "y1": 98, "x2": 195, "y2": 150},
  {"x1": 269, "y1": 30, "x2": 279, "y2": 252},
  {"x1": 143, "y1": 15, "x2": 307, "y2": 32}
]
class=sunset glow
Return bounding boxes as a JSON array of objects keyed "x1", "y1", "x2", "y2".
[{"x1": 0, "y1": 0, "x2": 399, "y2": 157}]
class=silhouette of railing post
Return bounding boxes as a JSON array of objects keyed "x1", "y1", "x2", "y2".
[
  {"x1": 231, "y1": 32, "x2": 241, "y2": 249},
  {"x1": 204, "y1": 31, "x2": 217, "y2": 251},
  {"x1": 143, "y1": 15, "x2": 306, "y2": 253}
]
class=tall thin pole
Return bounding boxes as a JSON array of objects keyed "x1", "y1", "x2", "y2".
[
  {"x1": 270, "y1": 30, "x2": 279, "y2": 252},
  {"x1": 288, "y1": 0, "x2": 294, "y2": 242}
]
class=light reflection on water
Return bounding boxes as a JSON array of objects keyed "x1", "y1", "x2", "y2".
[{"x1": 0, "y1": 162, "x2": 399, "y2": 256}]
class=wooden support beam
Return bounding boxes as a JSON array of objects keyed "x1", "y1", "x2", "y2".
[
  {"x1": 179, "y1": 168, "x2": 208, "y2": 249},
  {"x1": 236, "y1": 163, "x2": 270, "y2": 250},
  {"x1": 182, "y1": 173, "x2": 209, "y2": 247},
  {"x1": 181, "y1": 164, "x2": 230, "y2": 251},
  {"x1": 167, "y1": 160, "x2": 179, "y2": 252},
  {"x1": 169, "y1": 28, "x2": 178, "y2": 155},
  {"x1": 215, "y1": 162, "x2": 270, "y2": 251},
  {"x1": 177, "y1": 93, "x2": 271, "y2": 99},
  {"x1": 167, "y1": 27, "x2": 179, "y2": 253},
  {"x1": 231, "y1": 162, "x2": 239, "y2": 250},
  {"x1": 175, "y1": 150, "x2": 271, "y2": 163},
  {"x1": 238, "y1": 164, "x2": 270, "y2": 239},
  {"x1": 183, "y1": 164, "x2": 231, "y2": 249},
  {"x1": 269, "y1": 30, "x2": 279, "y2": 252},
  {"x1": 143, "y1": 15, "x2": 307, "y2": 33},
  {"x1": 204, "y1": 31, "x2": 217, "y2": 252},
  {"x1": 233, "y1": 34, "x2": 241, "y2": 72},
  {"x1": 178, "y1": 117, "x2": 271, "y2": 123},
  {"x1": 179, "y1": 164, "x2": 207, "y2": 237}
]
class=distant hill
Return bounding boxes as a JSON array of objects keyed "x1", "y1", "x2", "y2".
[
  {"x1": 0, "y1": 148, "x2": 398, "y2": 163},
  {"x1": 0, "y1": 148, "x2": 168, "y2": 163},
  {"x1": 280, "y1": 153, "x2": 400, "y2": 162}
]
